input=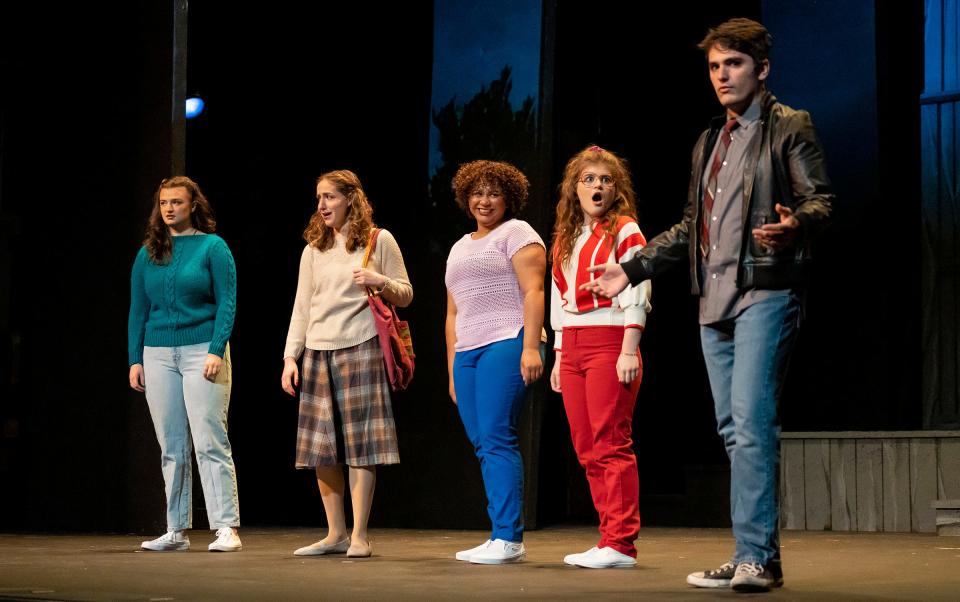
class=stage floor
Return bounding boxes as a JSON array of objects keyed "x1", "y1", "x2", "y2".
[{"x1": 1, "y1": 526, "x2": 957, "y2": 600}]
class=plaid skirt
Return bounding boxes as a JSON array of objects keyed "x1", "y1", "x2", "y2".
[{"x1": 296, "y1": 337, "x2": 400, "y2": 467}]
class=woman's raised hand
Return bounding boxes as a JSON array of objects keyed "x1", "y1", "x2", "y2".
[{"x1": 352, "y1": 267, "x2": 386, "y2": 289}]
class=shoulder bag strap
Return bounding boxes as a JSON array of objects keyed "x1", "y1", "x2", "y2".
[{"x1": 361, "y1": 228, "x2": 381, "y2": 268}]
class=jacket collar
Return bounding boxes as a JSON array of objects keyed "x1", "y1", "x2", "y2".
[{"x1": 709, "y1": 89, "x2": 777, "y2": 130}]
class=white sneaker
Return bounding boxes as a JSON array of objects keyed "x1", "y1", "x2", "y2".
[
  {"x1": 141, "y1": 530, "x2": 190, "y2": 552},
  {"x1": 468, "y1": 539, "x2": 525, "y2": 564},
  {"x1": 569, "y1": 546, "x2": 636, "y2": 569},
  {"x1": 208, "y1": 527, "x2": 242, "y2": 552},
  {"x1": 455, "y1": 539, "x2": 493, "y2": 561},
  {"x1": 563, "y1": 546, "x2": 598, "y2": 566}
]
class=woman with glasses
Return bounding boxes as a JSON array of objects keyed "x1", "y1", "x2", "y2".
[
  {"x1": 281, "y1": 170, "x2": 412, "y2": 559},
  {"x1": 445, "y1": 160, "x2": 545, "y2": 564},
  {"x1": 549, "y1": 146, "x2": 651, "y2": 568},
  {"x1": 128, "y1": 176, "x2": 242, "y2": 553}
]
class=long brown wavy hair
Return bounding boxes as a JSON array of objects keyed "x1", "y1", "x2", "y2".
[
  {"x1": 551, "y1": 146, "x2": 637, "y2": 267},
  {"x1": 143, "y1": 176, "x2": 217, "y2": 264},
  {"x1": 303, "y1": 170, "x2": 375, "y2": 253}
]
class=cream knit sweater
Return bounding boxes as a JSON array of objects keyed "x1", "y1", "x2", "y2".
[{"x1": 284, "y1": 228, "x2": 413, "y2": 358}]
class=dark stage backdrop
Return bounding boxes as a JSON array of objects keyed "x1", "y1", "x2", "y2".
[
  {"x1": 544, "y1": 0, "x2": 923, "y2": 525},
  {"x1": 0, "y1": 1, "x2": 925, "y2": 533},
  {"x1": 181, "y1": 2, "x2": 439, "y2": 530},
  {"x1": 0, "y1": 1, "x2": 183, "y2": 531}
]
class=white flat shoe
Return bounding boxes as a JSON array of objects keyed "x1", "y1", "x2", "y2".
[
  {"x1": 346, "y1": 541, "x2": 373, "y2": 558},
  {"x1": 294, "y1": 538, "x2": 350, "y2": 556}
]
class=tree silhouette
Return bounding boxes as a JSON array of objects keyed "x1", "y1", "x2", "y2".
[{"x1": 428, "y1": 66, "x2": 537, "y2": 252}]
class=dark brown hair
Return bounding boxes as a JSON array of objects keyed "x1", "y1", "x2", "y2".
[
  {"x1": 698, "y1": 17, "x2": 772, "y2": 69},
  {"x1": 303, "y1": 170, "x2": 375, "y2": 253},
  {"x1": 451, "y1": 160, "x2": 530, "y2": 220},
  {"x1": 143, "y1": 176, "x2": 216, "y2": 264}
]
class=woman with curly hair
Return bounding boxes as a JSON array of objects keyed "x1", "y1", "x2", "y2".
[
  {"x1": 445, "y1": 160, "x2": 546, "y2": 564},
  {"x1": 550, "y1": 146, "x2": 651, "y2": 568},
  {"x1": 282, "y1": 170, "x2": 412, "y2": 559},
  {"x1": 128, "y1": 176, "x2": 242, "y2": 553}
]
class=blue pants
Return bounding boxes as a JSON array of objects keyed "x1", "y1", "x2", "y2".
[
  {"x1": 143, "y1": 342, "x2": 240, "y2": 530},
  {"x1": 700, "y1": 294, "x2": 800, "y2": 566},
  {"x1": 453, "y1": 331, "x2": 529, "y2": 543}
]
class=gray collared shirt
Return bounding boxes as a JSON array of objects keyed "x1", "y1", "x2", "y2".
[{"x1": 699, "y1": 97, "x2": 789, "y2": 325}]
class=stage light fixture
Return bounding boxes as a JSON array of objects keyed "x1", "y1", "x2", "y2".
[{"x1": 186, "y1": 96, "x2": 205, "y2": 119}]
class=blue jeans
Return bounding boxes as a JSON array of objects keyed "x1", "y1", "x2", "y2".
[
  {"x1": 700, "y1": 294, "x2": 800, "y2": 566},
  {"x1": 143, "y1": 342, "x2": 240, "y2": 530},
  {"x1": 453, "y1": 331, "x2": 530, "y2": 543}
]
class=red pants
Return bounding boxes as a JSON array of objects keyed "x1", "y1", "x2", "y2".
[{"x1": 559, "y1": 326, "x2": 641, "y2": 557}]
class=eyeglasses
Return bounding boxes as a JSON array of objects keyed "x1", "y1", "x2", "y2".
[{"x1": 579, "y1": 173, "x2": 615, "y2": 187}]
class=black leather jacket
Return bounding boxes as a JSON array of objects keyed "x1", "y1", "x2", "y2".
[{"x1": 622, "y1": 90, "x2": 834, "y2": 294}]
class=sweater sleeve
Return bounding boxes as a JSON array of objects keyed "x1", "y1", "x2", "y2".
[
  {"x1": 283, "y1": 245, "x2": 314, "y2": 360},
  {"x1": 505, "y1": 220, "x2": 545, "y2": 258},
  {"x1": 550, "y1": 276, "x2": 565, "y2": 351},
  {"x1": 616, "y1": 222, "x2": 652, "y2": 330},
  {"x1": 207, "y1": 236, "x2": 237, "y2": 358},
  {"x1": 375, "y1": 229, "x2": 413, "y2": 308},
  {"x1": 127, "y1": 247, "x2": 150, "y2": 366}
]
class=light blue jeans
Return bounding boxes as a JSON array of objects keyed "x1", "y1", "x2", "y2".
[
  {"x1": 143, "y1": 342, "x2": 240, "y2": 530},
  {"x1": 700, "y1": 294, "x2": 800, "y2": 567}
]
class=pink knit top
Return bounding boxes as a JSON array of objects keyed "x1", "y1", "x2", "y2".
[{"x1": 445, "y1": 219, "x2": 545, "y2": 351}]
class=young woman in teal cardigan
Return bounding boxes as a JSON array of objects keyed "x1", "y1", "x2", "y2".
[{"x1": 127, "y1": 176, "x2": 241, "y2": 553}]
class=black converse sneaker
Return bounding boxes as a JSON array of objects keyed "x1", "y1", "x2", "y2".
[
  {"x1": 686, "y1": 561, "x2": 736, "y2": 588},
  {"x1": 730, "y1": 561, "x2": 784, "y2": 592}
]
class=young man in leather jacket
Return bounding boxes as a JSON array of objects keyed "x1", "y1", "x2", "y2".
[{"x1": 581, "y1": 18, "x2": 834, "y2": 592}]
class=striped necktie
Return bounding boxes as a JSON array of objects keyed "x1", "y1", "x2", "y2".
[{"x1": 700, "y1": 118, "x2": 739, "y2": 258}]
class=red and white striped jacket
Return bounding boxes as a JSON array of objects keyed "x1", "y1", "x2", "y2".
[{"x1": 550, "y1": 216, "x2": 652, "y2": 351}]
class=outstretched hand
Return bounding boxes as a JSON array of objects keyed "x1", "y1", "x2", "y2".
[
  {"x1": 752, "y1": 203, "x2": 800, "y2": 253},
  {"x1": 578, "y1": 262, "x2": 629, "y2": 299}
]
